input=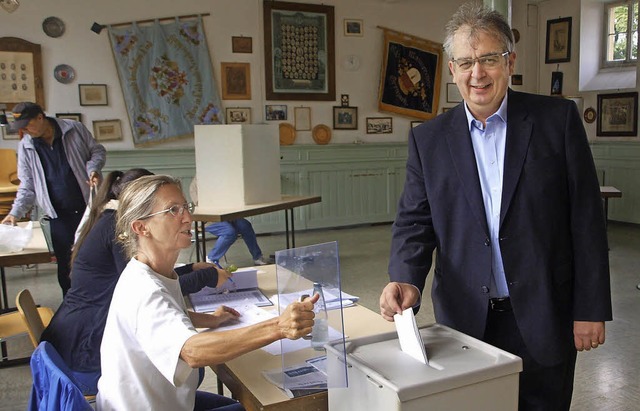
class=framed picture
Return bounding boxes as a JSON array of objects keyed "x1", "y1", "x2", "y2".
[
  {"x1": 92, "y1": 119, "x2": 122, "y2": 141},
  {"x1": 511, "y1": 74, "x2": 523, "y2": 86},
  {"x1": 551, "y1": 71, "x2": 563, "y2": 96},
  {"x1": 265, "y1": 104, "x2": 287, "y2": 121},
  {"x1": 344, "y1": 19, "x2": 363, "y2": 37},
  {"x1": 294, "y1": 107, "x2": 311, "y2": 131},
  {"x1": 366, "y1": 117, "x2": 392, "y2": 134},
  {"x1": 378, "y1": 28, "x2": 442, "y2": 120},
  {"x1": 263, "y1": 1, "x2": 335, "y2": 101},
  {"x1": 545, "y1": 17, "x2": 572, "y2": 64},
  {"x1": 0, "y1": 37, "x2": 45, "y2": 108},
  {"x1": 333, "y1": 106, "x2": 357, "y2": 130},
  {"x1": 56, "y1": 113, "x2": 81, "y2": 122},
  {"x1": 226, "y1": 107, "x2": 251, "y2": 124},
  {"x1": 341, "y1": 94, "x2": 349, "y2": 107},
  {"x1": 221, "y1": 63, "x2": 251, "y2": 100},
  {"x1": 79, "y1": 84, "x2": 108, "y2": 106},
  {"x1": 231, "y1": 36, "x2": 252, "y2": 54},
  {"x1": 1, "y1": 113, "x2": 19, "y2": 140},
  {"x1": 411, "y1": 121, "x2": 423, "y2": 128},
  {"x1": 446, "y1": 83, "x2": 462, "y2": 103},
  {"x1": 596, "y1": 92, "x2": 638, "y2": 137}
]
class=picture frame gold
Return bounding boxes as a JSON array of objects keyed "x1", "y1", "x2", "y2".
[
  {"x1": 221, "y1": 62, "x2": 251, "y2": 100},
  {"x1": 92, "y1": 119, "x2": 122, "y2": 141},
  {"x1": 231, "y1": 36, "x2": 252, "y2": 54},
  {"x1": 55, "y1": 112, "x2": 81, "y2": 122},
  {"x1": 294, "y1": 107, "x2": 311, "y2": 131},
  {"x1": 79, "y1": 84, "x2": 108, "y2": 106},
  {"x1": 226, "y1": 107, "x2": 251, "y2": 124}
]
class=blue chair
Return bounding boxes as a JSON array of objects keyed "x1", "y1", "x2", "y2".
[{"x1": 28, "y1": 341, "x2": 92, "y2": 411}]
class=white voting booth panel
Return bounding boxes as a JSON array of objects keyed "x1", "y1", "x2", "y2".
[
  {"x1": 194, "y1": 125, "x2": 281, "y2": 209},
  {"x1": 326, "y1": 323, "x2": 522, "y2": 411}
]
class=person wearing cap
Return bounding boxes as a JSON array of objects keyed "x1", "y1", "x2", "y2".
[{"x1": 1, "y1": 102, "x2": 106, "y2": 295}]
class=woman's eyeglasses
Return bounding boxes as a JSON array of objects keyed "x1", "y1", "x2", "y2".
[
  {"x1": 139, "y1": 202, "x2": 195, "y2": 220},
  {"x1": 451, "y1": 51, "x2": 510, "y2": 73}
]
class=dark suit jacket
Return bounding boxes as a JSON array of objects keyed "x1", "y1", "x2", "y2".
[{"x1": 389, "y1": 89, "x2": 612, "y2": 366}]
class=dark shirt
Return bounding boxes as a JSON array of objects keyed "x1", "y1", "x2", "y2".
[
  {"x1": 41, "y1": 209, "x2": 218, "y2": 371},
  {"x1": 33, "y1": 119, "x2": 85, "y2": 214}
]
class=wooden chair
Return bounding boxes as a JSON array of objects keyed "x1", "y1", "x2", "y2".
[{"x1": 15, "y1": 289, "x2": 54, "y2": 348}]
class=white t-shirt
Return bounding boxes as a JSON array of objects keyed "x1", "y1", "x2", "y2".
[{"x1": 97, "y1": 258, "x2": 199, "y2": 410}]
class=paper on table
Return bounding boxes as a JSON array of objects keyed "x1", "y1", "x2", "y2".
[{"x1": 394, "y1": 307, "x2": 428, "y2": 364}]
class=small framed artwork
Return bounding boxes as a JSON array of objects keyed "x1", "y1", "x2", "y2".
[
  {"x1": 550, "y1": 71, "x2": 563, "y2": 96},
  {"x1": 226, "y1": 107, "x2": 251, "y2": 124},
  {"x1": 366, "y1": 117, "x2": 392, "y2": 134},
  {"x1": 92, "y1": 119, "x2": 122, "y2": 141},
  {"x1": 333, "y1": 106, "x2": 358, "y2": 130},
  {"x1": 446, "y1": 83, "x2": 463, "y2": 103},
  {"x1": 511, "y1": 74, "x2": 523, "y2": 86},
  {"x1": 344, "y1": 19, "x2": 363, "y2": 37},
  {"x1": 545, "y1": 17, "x2": 572, "y2": 64},
  {"x1": 221, "y1": 62, "x2": 251, "y2": 100},
  {"x1": 231, "y1": 36, "x2": 252, "y2": 54},
  {"x1": 341, "y1": 94, "x2": 349, "y2": 107},
  {"x1": 294, "y1": 107, "x2": 311, "y2": 131},
  {"x1": 56, "y1": 113, "x2": 82, "y2": 122},
  {"x1": 411, "y1": 121, "x2": 423, "y2": 128},
  {"x1": 596, "y1": 92, "x2": 638, "y2": 137},
  {"x1": 265, "y1": 105, "x2": 287, "y2": 121},
  {"x1": 79, "y1": 84, "x2": 108, "y2": 106}
]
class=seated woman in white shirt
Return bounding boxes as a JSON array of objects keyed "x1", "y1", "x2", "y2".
[{"x1": 97, "y1": 175, "x2": 318, "y2": 411}]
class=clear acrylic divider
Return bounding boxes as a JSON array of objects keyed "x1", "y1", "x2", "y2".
[{"x1": 275, "y1": 241, "x2": 348, "y2": 394}]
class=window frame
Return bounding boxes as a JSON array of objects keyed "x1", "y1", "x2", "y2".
[{"x1": 602, "y1": 0, "x2": 638, "y2": 68}]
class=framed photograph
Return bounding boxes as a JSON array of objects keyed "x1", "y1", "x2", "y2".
[
  {"x1": 225, "y1": 107, "x2": 251, "y2": 124},
  {"x1": 263, "y1": 1, "x2": 335, "y2": 101},
  {"x1": 446, "y1": 83, "x2": 462, "y2": 103},
  {"x1": 221, "y1": 63, "x2": 251, "y2": 100},
  {"x1": 344, "y1": 19, "x2": 363, "y2": 37},
  {"x1": 56, "y1": 113, "x2": 81, "y2": 122},
  {"x1": 265, "y1": 104, "x2": 287, "y2": 121},
  {"x1": 366, "y1": 117, "x2": 392, "y2": 134},
  {"x1": 294, "y1": 107, "x2": 311, "y2": 131},
  {"x1": 79, "y1": 84, "x2": 108, "y2": 106},
  {"x1": 0, "y1": 37, "x2": 45, "y2": 108},
  {"x1": 332, "y1": 106, "x2": 357, "y2": 130},
  {"x1": 551, "y1": 71, "x2": 563, "y2": 96},
  {"x1": 597, "y1": 92, "x2": 638, "y2": 137},
  {"x1": 341, "y1": 94, "x2": 349, "y2": 107},
  {"x1": 231, "y1": 36, "x2": 252, "y2": 54},
  {"x1": 378, "y1": 29, "x2": 442, "y2": 120},
  {"x1": 545, "y1": 17, "x2": 572, "y2": 64},
  {"x1": 92, "y1": 119, "x2": 122, "y2": 141},
  {"x1": 411, "y1": 121, "x2": 423, "y2": 128},
  {"x1": 511, "y1": 74, "x2": 523, "y2": 86}
]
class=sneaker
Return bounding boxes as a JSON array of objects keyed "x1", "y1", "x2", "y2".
[
  {"x1": 253, "y1": 256, "x2": 272, "y2": 266},
  {"x1": 205, "y1": 257, "x2": 217, "y2": 265}
]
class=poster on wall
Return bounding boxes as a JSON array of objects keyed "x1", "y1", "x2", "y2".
[{"x1": 378, "y1": 28, "x2": 442, "y2": 120}]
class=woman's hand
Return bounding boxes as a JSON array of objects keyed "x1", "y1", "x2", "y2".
[
  {"x1": 215, "y1": 267, "x2": 233, "y2": 288},
  {"x1": 210, "y1": 305, "x2": 241, "y2": 328},
  {"x1": 278, "y1": 293, "x2": 320, "y2": 339}
]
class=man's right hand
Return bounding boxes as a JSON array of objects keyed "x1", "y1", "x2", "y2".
[
  {"x1": 1, "y1": 214, "x2": 17, "y2": 226},
  {"x1": 379, "y1": 282, "x2": 421, "y2": 321}
]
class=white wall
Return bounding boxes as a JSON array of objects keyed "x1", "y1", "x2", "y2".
[{"x1": 0, "y1": 0, "x2": 465, "y2": 150}]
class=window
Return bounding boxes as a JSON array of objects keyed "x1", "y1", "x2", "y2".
[{"x1": 604, "y1": 1, "x2": 638, "y2": 66}]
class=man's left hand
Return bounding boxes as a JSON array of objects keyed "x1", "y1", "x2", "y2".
[{"x1": 574, "y1": 321, "x2": 605, "y2": 351}]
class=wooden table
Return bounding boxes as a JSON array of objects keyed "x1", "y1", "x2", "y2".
[
  {"x1": 0, "y1": 221, "x2": 52, "y2": 310},
  {"x1": 600, "y1": 186, "x2": 622, "y2": 223},
  {"x1": 209, "y1": 265, "x2": 395, "y2": 411},
  {"x1": 191, "y1": 195, "x2": 321, "y2": 262}
]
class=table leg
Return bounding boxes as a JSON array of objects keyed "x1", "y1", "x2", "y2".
[
  {"x1": 603, "y1": 198, "x2": 609, "y2": 229},
  {"x1": 194, "y1": 223, "x2": 201, "y2": 262},
  {"x1": 284, "y1": 210, "x2": 290, "y2": 249},
  {"x1": 200, "y1": 222, "x2": 207, "y2": 263},
  {"x1": 289, "y1": 208, "x2": 295, "y2": 249},
  {"x1": 1, "y1": 267, "x2": 7, "y2": 311}
]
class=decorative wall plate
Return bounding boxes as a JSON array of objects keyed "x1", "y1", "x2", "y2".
[
  {"x1": 583, "y1": 107, "x2": 596, "y2": 124},
  {"x1": 54, "y1": 64, "x2": 75, "y2": 84},
  {"x1": 279, "y1": 122, "x2": 296, "y2": 145},
  {"x1": 42, "y1": 16, "x2": 65, "y2": 38},
  {"x1": 312, "y1": 124, "x2": 332, "y2": 145}
]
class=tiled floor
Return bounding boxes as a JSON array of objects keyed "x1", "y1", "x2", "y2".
[{"x1": 0, "y1": 222, "x2": 638, "y2": 410}]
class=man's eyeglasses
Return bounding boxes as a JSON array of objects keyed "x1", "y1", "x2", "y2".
[
  {"x1": 451, "y1": 51, "x2": 510, "y2": 73},
  {"x1": 139, "y1": 202, "x2": 195, "y2": 220}
]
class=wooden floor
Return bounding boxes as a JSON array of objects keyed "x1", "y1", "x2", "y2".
[{"x1": 0, "y1": 221, "x2": 638, "y2": 410}]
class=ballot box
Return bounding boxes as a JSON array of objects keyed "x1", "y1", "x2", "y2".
[
  {"x1": 194, "y1": 124, "x2": 281, "y2": 209},
  {"x1": 326, "y1": 323, "x2": 522, "y2": 411}
]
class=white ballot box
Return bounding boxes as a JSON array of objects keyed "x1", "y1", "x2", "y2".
[
  {"x1": 326, "y1": 323, "x2": 522, "y2": 411},
  {"x1": 194, "y1": 124, "x2": 281, "y2": 209}
]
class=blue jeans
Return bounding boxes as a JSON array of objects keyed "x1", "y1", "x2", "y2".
[
  {"x1": 194, "y1": 391, "x2": 245, "y2": 411},
  {"x1": 205, "y1": 219, "x2": 262, "y2": 262}
]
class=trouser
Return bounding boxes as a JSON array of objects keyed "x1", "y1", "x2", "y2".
[
  {"x1": 483, "y1": 301, "x2": 577, "y2": 411},
  {"x1": 47, "y1": 210, "x2": 83, "y2": 296},
  {"x1": 205, "y1": 219, "x2": 262, "y2": 262},
  {"x1": 193, "y1": 390, "x2": 245, "y2": 411}
]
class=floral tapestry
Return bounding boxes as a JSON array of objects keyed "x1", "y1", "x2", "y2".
[{"x1": 108, "y1": 16, "x2": 222, "y2": 146}]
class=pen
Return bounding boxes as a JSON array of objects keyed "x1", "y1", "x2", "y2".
[{"x1": 212, "y1": 261, "x2": 235, "y2": 285}]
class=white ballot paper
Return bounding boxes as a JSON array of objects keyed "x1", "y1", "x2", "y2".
[{"x1": 394, "y1": 307, "x2": 428, "y2": 364}]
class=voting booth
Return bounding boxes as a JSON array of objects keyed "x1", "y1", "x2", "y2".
[
  {"x1": 194, "y1": 124, "x2": 281, "y2": 209},
  {"x1": 326, "y1": 323, "x2": 522, "y2": 411}
]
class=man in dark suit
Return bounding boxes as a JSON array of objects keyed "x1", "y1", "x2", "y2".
[{"x1": 379, "y1": 3, "x2": 612, "y2": 410}]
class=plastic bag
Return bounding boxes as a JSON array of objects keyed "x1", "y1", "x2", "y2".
[{"x1": 0, "y1": 221, "x2": 33, "y2": 253}]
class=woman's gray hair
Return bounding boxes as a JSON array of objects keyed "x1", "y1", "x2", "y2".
[
  {"x1": 443, "y1": 2, "x2": 514, "y2": 60},
  {"x1": 116, "y1": 174, "x2": 182, "y2": 259}
]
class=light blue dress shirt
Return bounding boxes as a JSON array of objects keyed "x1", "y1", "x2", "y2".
[{"x1": 464, "y1": 96, "x2": 510, "y2": 298}]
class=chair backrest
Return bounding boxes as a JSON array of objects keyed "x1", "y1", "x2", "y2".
[
  {"x1": 0, "y1": 148, "x2": 18, "y2": 188},
  {"x1": 28, "y1": 341, "x2": 92, "y2": 411},
  {"x1": 16, "y1": 289, "x2": 53, "y2": 348}
]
